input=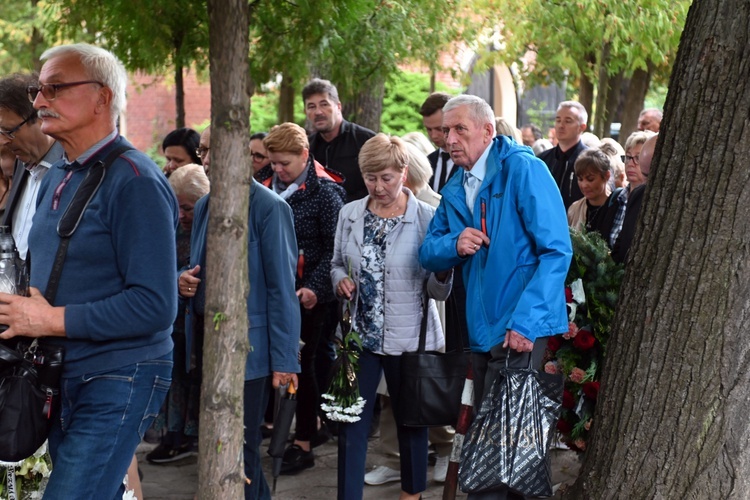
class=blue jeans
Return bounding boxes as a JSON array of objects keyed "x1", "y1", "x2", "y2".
[
  {"x1": 45, "y1": 353, "x2": 173, "y2": 500},
  {"x1": 337, "y1": 350, "x2": 428, "y2": 500},
  {"x1": 243, "y1": 376, "x2": 272, "y2": 500}
]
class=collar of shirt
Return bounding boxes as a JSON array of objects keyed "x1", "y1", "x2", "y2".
[
  {"x1": 61, "y1": 129, "x2": 119, "y2": 167},
  {"x1": 465, "y1": 141, "x2": 492, "y2": 185}
]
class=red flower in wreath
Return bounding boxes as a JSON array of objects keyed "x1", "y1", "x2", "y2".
[
  {"x1": 565, "y1": 286, "x2": 573, "y2": 303},
  {"x1": 562, "y1": 389, "x2": 575, "y2": 409},
  {"x1": 583, "y1": 381, "x2": 601, "y2": 400},
  {"x1": 547, "y1": 335, "x2": 563, "y2": 353},
  {"x1": 573, "y1": 328, "x2": 596, "y2": 351},
  {"x1": 557, "y1": 419, "x2": 573, "y2": 434}
]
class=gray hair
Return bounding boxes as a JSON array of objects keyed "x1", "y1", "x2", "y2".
[
  {"x1": 41, "y1": 43, "x2": 128, "y2": 120},
  {"x1": 302, "y1": 78, "x2": 340, "y2": 104},
  {"x1": 624, "y1": 130, "x2": 657, "y2": 153},
  {"x1": 168, "y1": 163, "x2": 210, "y2": 202},
  {"x1": 443, "y1": 95, "x2": 496, "y2": 134},
  {"x1": 404, "y1": 142, "x2": 432, "y2": 193},
  {"x1": 557, "y1": 100, "x2": 588, "y2": 126},
  {"x1": 532, "y1": 138, "x2": 553, "y2": 155},
  {"x1": 639, "y1": 108, "x2": 663, "y2": 121}
]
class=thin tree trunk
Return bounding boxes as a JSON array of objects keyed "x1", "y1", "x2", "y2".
[
  {"x1": 564, "y1": 1, "x2": 750, "y2": 497},
  {"x1": 175, "y1": 58, "x2": 185, "y2": 129},
  {"x1": 341, "y1": 78, "x2": 384, "y2": 132},
  {"x1": 601, "y1": 70, "x2": 623, "y2": 139},
  {"x1": 592, "y1": 42, "x2": 611, "y2": 138},
  {"x1": 578, "y1": 53, "x2": 596, "y2": 119},
  {"x1": 618, "y1": 66, "x2": 651, "y2": 143},
  {"x1": 198, "y1": 0, "x2": 250, "y2": 498},
  {"x1": 277, "y1": 74, "x2": 295, "y2": 124}
]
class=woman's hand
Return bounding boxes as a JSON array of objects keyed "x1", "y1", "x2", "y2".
[
  {"x1": 296, "y1": 287, "x2": 318, "y2": 310},
  {"x1": 336, "y1": 277, "x2": 355, "y2": 300},
  {"x1": 179, "y1": 266, "x2": 201, "y2": 297}
]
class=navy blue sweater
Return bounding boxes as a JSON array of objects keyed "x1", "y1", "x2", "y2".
[{"x1": 29, "y1": 135, "x2": 178, "y2": 378}]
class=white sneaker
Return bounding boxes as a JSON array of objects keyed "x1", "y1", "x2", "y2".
[
  {"x1": 364, "y1": 465, "x2": 401, "y2": 485},
  {"x1": 433, "y1": 455, "x2": 449, "y2": 483}
]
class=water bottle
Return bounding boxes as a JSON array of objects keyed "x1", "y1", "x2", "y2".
[{"x1": 0, "y1": 226, "x2": 19, "y2": 295}]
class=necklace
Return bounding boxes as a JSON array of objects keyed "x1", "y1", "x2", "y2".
[{"x1": 371, "y1": 192, "x2": 406, "y2": 218}]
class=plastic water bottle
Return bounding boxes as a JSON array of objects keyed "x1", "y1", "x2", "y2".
[{"x1": 0, "y1": 226, "x2": 19, "y2": 295}]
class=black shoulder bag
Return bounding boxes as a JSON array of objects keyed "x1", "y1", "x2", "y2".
[
  {"x1": 0, "y1": 145, "x2": 132, "y2": 462},
  {"x1": 398, "y1": 283, "x2": 469, "y2": 427}
]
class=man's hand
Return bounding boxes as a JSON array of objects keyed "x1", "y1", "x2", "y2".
[
  {"x1": 179, "y1": 265, "x2": 201, "y2": 298},
  {"x1": 272, "y1": 371, "x2": 299, "y2": 390},
  {"x1": 456, "y1": 227, "x2": 491, "y2": 257},
  {"x1": 0, "y1": 287, "x2": 65, "y2": 339},
  {"x1": 296, "y1": 288, "x2": 318, "y2": 310},
  {"x1": 336, "y1": 277, "x2": 355, "y2": 300},
  {"x1": 503, "y1": 329, "x2": 533, "y2": 353}
]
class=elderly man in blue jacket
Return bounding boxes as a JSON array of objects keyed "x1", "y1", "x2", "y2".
[
  {"x1": 180, "y1": 125, "x2": 301, "y2": 500},
  {"x1": 418, "y1": 95, "x2": 572, "y2": 500}
]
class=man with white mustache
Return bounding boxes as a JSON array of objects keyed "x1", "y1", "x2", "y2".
[{"x1": 0, "y1": 73, "x2": 63, "y2": 260}]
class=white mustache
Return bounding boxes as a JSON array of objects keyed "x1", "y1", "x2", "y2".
[{"x1": 37, "y1": 110, "x2": 61, "y2": 119}]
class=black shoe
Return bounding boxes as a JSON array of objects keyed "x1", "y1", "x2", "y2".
[
  {"x1": 280, "y1": 445, "x2": 314, "y2": 475},
  {"x1": 146, "y1": 441, "x2": 197, "y2": 464},
  {"x1": 310, "y1": 422, "x2": 332, "y2": 448}
]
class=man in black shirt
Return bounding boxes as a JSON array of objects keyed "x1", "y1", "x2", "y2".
[
  {"x1": 538, "y1": 101, "x2": 589, "y2": 209},
  {"x1": 303, "y1": 78, "x2": 375, "y2": 201}
]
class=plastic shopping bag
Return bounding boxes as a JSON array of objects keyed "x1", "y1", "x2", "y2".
[{"x1": 459, "y1": 364, "x2": 563, "y2": 496}]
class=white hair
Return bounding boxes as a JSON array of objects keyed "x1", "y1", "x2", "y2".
[
  {"x1": 443, "y1": 94, "x2": 496, "y2": 134},
  {"x1": 404, "y1": 142, "x2": 432, "y2": 192},
  {"x1": 401, "y1": 132, "x2": 433, "y2": 156},
  {"x1": 41, "y1": 43, "x2": 128, "y2": 120},
  {"x1": 557, "y1": 100, "x2": 588, "y2": 126}
]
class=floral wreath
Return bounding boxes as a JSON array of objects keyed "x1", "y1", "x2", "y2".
[{"x1": 544, "y1": 228, "x2": 624, "y2": 451}]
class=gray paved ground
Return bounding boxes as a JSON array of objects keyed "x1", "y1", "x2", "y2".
[{"x1": 138, "y1": 436, "x2": 581, "y2": 499}]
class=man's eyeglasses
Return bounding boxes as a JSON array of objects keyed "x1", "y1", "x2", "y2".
[
  {"x1": 27, "y1": 80, "x2": 104, "y2": 103},
  {"x1": 196, "y1": 147, "x2": 210, "y2": 158},
  {"x1": 251, "y1": 152, "x2": 267, "y2": 161},
  {"x1": 625, "y1": 155, "x2": 640, "y2": 164},
  {"x1": 0, "y1": 114, "x2": 35, "y2": 140}
]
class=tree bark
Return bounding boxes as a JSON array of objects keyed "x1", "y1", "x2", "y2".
[
  {"x1": 341, "y1": 78, "x2": 384, "y2": 132},
  {"x1": 564, "y1": 1, "x2": 750, "y2": 498},
  {"x1": 578, "y1": 53, "x2": 596, "y2": 121},
  {"x1": 601, "y1": 70, "x2": 623, "y2": 139},
  {"x1": 618, "y1": 66, "x2": 651, "y2": 143},
  {"x1": 592, "y1": 42, "x2": 611, "y2": 138},
  {"x1": 174, "y1": 57, "x2": 185, "y2": 129},
  {"x1": 277, "y1": 74, "x2": 295, "y2": 124},
  {"x1": 198, "y1": 0, "x2": 250, "y2": 498}
]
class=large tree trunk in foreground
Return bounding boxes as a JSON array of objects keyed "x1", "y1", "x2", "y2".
[
  {"x1": 565, "y1": 1, "x2": 750, "y2": 498},
  {"x1": 198, "y1": 0, "x2": 250, "y2": 497}
]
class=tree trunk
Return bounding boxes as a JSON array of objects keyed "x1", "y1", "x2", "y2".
[
  {"x1": 592, "y1": 43, "x2": 611, "y2": 138},
  {"x1": 174, "y1": 58, "x2": 185, "y2": 129},
  {"x1": 600, "y1": 70, "x2": 623, "y2": 139},
  {"x1": 618, "y1": 66, "x2": 651, "y2": 144},
  {"x1": 578, "y1": 53, "x2": 596, "y2": 121},
  {"x1": 277, "y1": 74, "x2": 295, "y2": 124},
  {"x1": 564, "y1": 1, "x2": 750, "y2": 498},
  {"x1": 341, "y1": 78, "x2": 384, "y2": 132},
  {"x1": 198, "y1": 0, "x2": 250, "y2": 498}
]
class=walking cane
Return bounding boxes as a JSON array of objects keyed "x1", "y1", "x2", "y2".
[{"x1": 442, "y1": 359, "x2": 473, "y2": 500}]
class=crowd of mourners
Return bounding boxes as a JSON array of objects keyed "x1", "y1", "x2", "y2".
[{"x1": 0, "y1": 41, "x2": 661, "y2": 500}]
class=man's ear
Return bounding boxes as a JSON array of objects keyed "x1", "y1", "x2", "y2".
[{"x1": 96, "y1": 86, "x2": 113, "y2": 113}]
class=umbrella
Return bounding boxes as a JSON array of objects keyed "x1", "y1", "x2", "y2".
[{"x1": 267, "y1": 383, "x2": 297, "y2": 494}]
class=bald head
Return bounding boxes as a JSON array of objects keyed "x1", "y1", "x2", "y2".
[{"x1": 639, "y1": 134, "x2": 658, "y2": 180}]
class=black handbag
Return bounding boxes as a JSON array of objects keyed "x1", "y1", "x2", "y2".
[
  {"x1": 398, "y1": 284, "x2": 468, "y2": 427},
  {"x1": 0, "y1": 144, "x2": 131, "y2": 462},
  {"x1": 458, "y1": 356, "x2": 563, "y2": 496}
]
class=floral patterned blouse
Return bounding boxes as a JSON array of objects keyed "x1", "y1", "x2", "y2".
[{"x1": 356, "y1": 210, "x2": 403, "y2": 353}]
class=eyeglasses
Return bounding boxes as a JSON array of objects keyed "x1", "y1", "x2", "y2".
[
  {"x1": 0, "y1": 114, "x2": 35, "y2": 140},
  {"x1": 625, "y1": 155, "x2": 640, "y2": 164},
  {"x1": 196, "y1": 147, "x2": 210, "y2": 158},
  {"x1": 27, "y1": 80, "x2": 104, "y2": 103},
  {"x1": 250, "y1": 152, "x2": 267, "y2": 161}
]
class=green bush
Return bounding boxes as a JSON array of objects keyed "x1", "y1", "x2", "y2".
[{"x1": 381, "y1": 71, "x2": 458, "y2": 136}]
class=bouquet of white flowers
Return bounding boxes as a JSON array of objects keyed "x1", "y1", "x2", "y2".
[{"x1": 0, "y1": 442, "x2": 52, "y2": 500}]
